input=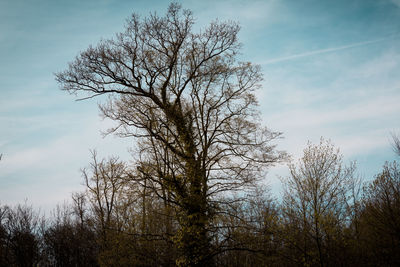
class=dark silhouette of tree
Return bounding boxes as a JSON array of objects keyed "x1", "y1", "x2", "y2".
[
  {"x1": 0, "y1": 205, "x2": 9, "y2": 267},
  {"x1": 212, "y1": 187, "x2": 281, "y2": 266},
  {"x1": 0, "y1": 204, "x2": 42, "y2": 267},
  {"x1": 43, "y1": 204, "x2": 99, "y2": 267},
  {"x1": 359, "y1": 161, "x2": 400, "y2": 266},
  {"x1": 56, "y1": 3, "x2": 285, "y2": 265}
]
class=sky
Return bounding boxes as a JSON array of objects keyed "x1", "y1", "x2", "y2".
[{"x1": 1, "y1": 0, "x2": 399, "y2": 211}]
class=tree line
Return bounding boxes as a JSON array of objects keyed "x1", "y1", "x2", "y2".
[
  {"x1": 1, "y1": 3, "x2": 400, "y2": 266},
  {"x1": 1, "y1": 139, "x2": 399, "y2": 266}
]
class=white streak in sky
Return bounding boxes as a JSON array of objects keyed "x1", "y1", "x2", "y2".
[{"x1": 260, "y1": 34, "x2": 399, "y2": 65}]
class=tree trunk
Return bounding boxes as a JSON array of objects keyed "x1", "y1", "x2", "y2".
[{"x1": 175, "y1": 158, "x2": 213, "y2": 266}]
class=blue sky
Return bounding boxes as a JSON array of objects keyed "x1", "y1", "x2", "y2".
[{"x1": 1, "y1": 0, "x2": 399, "y2": 210}]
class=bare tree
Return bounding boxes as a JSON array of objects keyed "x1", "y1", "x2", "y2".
[
  {"x1": 81, "y1": 151, "x2": 128, "y2": 242},
  {"x1": 56, "y1": 3, "x2": 285, "y2": 265},
  {"x1": 391, "y1": 133, "x2": 400, "y2": 157},
  {"x1": 280, "y1": 138, "x2": 356, "y2": 267}
]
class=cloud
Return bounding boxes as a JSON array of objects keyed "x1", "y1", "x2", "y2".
[
  {"x1": 218, "y1": 0, "x2": 283, "y2": 22},
  {"x1": 269, "y1": 93, "x2": 400, "y2": 130},
  {"x1": 0, "y1": 112, "x2": 132, "y2": 210},
  {"x1": 1, "y1": 116, "x2": 131, "y2": 175},
  {"x1": 259, "y1": 34, "x2": 400, "y2": 65},
  {"x1": 260, "y1": 47, "x2": 400, "y2": 175},
  {"x1": 190, "y1": 0, "x2": 285, "y2": 28},
  {"x1": 390, "y1": 0, "x2": 400, "y2": 8}
]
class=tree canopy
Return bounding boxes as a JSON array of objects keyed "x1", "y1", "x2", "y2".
[{"x1": 56, "y1": 3, "x2": 285, "y2": 265}]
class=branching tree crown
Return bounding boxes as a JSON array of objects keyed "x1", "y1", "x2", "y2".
[
  {"x1": 56, "y1": 3, "x2": 285, "y2": 265},
  {"x1": 281, "y1": 138, "x2": 356, "y2": 266},
  {"x1": 391, "y1": 133, "x2": 400, "y2": 157}
]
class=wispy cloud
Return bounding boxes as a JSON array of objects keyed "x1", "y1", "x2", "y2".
[
  {"x1": 192, "y1": 0, "x2": 285, "y2": 30},
  {"x1": 259, "y1": 34, "x2": 399, "y2": 65},
  {"x1": 260, "y1": 48, "x2": 400, "y2": 170},
  {"x1": 268, "y1": 94, "x2": 400, "y2": 130},
  {"x1": 0, "y1": 112, "x2": 132, "y2": 210},
  {"x1": 390, "y1": 0, "x2": 400, "y2": 8}
]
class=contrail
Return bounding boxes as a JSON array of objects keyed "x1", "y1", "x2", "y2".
[{"x1": 260, "y1": 34, "x2": 399, "y2": 65}]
